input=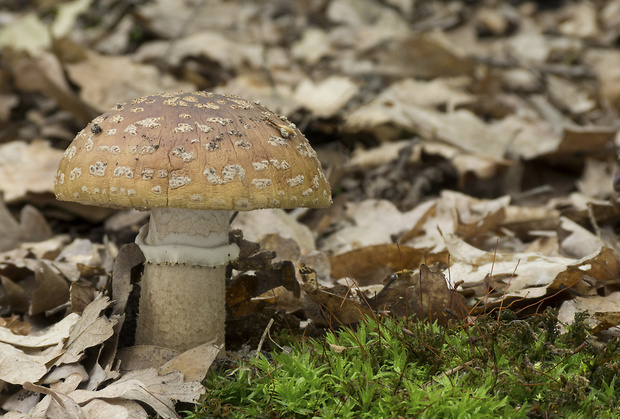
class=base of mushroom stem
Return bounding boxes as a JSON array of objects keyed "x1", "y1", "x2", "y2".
[{"x1": 135, "y1": 263, "x2": 225, "y2": 352}]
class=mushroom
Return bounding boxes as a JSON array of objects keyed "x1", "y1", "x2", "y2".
[{"x1": 54, "y1": 91, "x2": 332, "y2": 351}]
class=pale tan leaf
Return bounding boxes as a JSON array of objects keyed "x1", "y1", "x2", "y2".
[
  {"x1": 69, "y1": 369, "x2": 205, "y2": 418},
  {"x1": 294, "y1": 76, "x2": 358, "y2": 118},
  {"x1": 0, "y1": 313, "x2": 79, "y2": 348},
  {"x1": 159, "y1": 341, "x2": 221, "y2": 382},
  {"x1": 0, "y1": 342, "x2": 49, "y2": 385},
  {"x1": 81, "y1": 399, "x2": 147, "y2": 419},
  {"x1": 0, "y1": 141, "x2": 63, "y2": 203},
  {"x1": 54, "y1": 297, "x2": 116, "y2": 366}
]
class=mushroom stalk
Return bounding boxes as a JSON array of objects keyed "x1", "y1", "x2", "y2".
[{"x1": 135, "y1": 208, "x2": 239, "y2": 351}]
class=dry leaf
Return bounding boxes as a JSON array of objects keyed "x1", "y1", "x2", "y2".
[
  {"x1": 158, "y1": 341, "x2": 221, "y2": 382},
  {"x1": 301, "y1": 265, "x2": 374, "y2": 326},
  {"x1": 54, "y1": 297, "x2": 116, "y2": 366},
  {"x1": 330, "y1": 244, "x2": 449, "y2": 286},
  {"x1": 0, "y1": 343, "x2": 50, "y2": 385},
  {"x1": 30, "y1": 262, "x2": 70, "y2": 315},
  {"x1": 65, "y1": 50, "x2": 194, "y2": 111},
  {"x1": 0, "y1": 141, "x2": 63, "y2": 203},
  {"x1": 294, "y1": 76, "x2": 358, "y2": 118},
  {"x1": 116, "y1": 346, "x2": 179, "y2": 372},
  {"x1": 369, "y1": 265, "x2": 468, "y2": 324},
  {"x1": 0, "y1": 313, "x2": 79, "y2": 349},
  {"x1": 81, "y1": 399, "x2": 147, "y2": 419},
  {"x1": 233, "y1": 209, "x2": 317, "y2": 254},
  {"x1": 69, "y1": 369, "x2": 204, "y2": 419}
]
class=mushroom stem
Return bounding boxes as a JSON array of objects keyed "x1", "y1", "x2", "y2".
[
  {"x1": 134, "y1": 208, "x2": 239, "y2": 350},
  {"x1": 136, "y1": 263, "x2": 227, "y2": 350}
]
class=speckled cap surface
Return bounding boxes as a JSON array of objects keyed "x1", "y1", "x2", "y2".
[{"x1": 54, "y1": 91, "x2": 332, "y2": 211}]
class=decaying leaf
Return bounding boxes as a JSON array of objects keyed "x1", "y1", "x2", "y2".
[
  {"x1": 301, "y1": 265, "x2": 374, "y2": 327},
  {"x1": 228, "y1": 231, "x2": 300, "y2": 318},
  {"x1": 65, "y1": 50, "x2": 194, "y2": 111},
  {"x1": 369, "y1": 265, "x2": 469, "y2": 324},
  {"x1": 330, "y1": 244, "x2": 449, "y2": 286}
]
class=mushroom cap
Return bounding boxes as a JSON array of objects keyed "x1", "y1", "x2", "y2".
[{"x1": 54, "y1": 92, "x2": 332, "y2": 211}]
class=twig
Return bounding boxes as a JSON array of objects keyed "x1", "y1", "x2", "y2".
[{"x1": 422, "y1": 360, "x2": 476, "y2": 388}]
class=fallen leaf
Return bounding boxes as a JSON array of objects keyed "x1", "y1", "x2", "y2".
[
  {"x1": 330, "y1": 244, "x2": 449, "y2": 286},
  {"x1": 369, "y1": 265, "x2": 469, "y2": 324},
  {"x1": 30, "y1": 261, "x2": 70, "y2": 315},
  {"x1": 300, "y1": 265, "x2": 373, "y2": 327},
  {"x1": 294, "y1": 76, "x2": 358, "y2": 118},
  {"x1": 69, "y1": 369, "x2": 204, "y2": 418},
  {"x1": 54, "y1": 297, "x2": 116, "y2": 366},
  {"x1": 116, "y1": 346, "x2": 179, "y2": 373},
  {"x1": 0, "y1": 140, "x2": 64, "y2": 204},
  {"x1": 0, "y1": 343, "x2": 49, "y2": 385},
  {"x1": 0, "y1": 313, "x2": 79, "y2": 348},
  {"x1": 232, "y1": 209, "x2": 317, "y2": 255},
  {"x1": 81, "y1": 399, "x2": 147, "y2": 419},
  {"x1": 65, "y1": 50, "x2": 194, "y2": 111},
  {"x1": 159, "y1": 341, "x2": 221, "y2": 382}
]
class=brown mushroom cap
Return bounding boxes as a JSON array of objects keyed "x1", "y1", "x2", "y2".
[{"x1": 54, "y1": 91, "x2": 332, "y2": 211}]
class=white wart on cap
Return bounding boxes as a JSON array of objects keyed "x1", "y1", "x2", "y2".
[{"x1": 54, "y1": 91, "x2": 332, "y2": 211}]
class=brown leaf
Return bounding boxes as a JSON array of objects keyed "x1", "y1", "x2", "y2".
[
  {"x1": 30, "y1": 262, "x2": 70, "y2": 316},
  {"x1": 0, "y1": 314, "x2": 31, "y2": 335},
  {"x1": 592, "y1": 311, "x2": 620, "y2": 334},
  {"x1": 551, "y1": 247, "x2": 620, "y2": 294},
  {"x1": 369, "y1": 265, "x2": 469, "y2": 324},
  {"x1": 227, "y1": 231, "x2": 301, "y2": 317},
  {"x1": 69, "y1": 282, "x2": 95, "y2": 315},
  {"x1": 0, "y1": 276, "x2": 30, "y2": 313},
  {"x1": 330, "y1": 244, "x2": 449, "y2": 286},
  {"x1": 456, "y1": 207, "x2": 505, "y2": 243},
  {"x1": 111, "y1": 243, "x2": 145, "y2": 316},
  {"x1": 300, "y1": 265, "x2": 374, "y2": 327},
  {"x1": 227, "y1": 261, "x2": 298, "y2": 318}
]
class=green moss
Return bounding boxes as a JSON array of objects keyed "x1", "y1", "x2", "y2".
[{"x1": 185, "y1": 309, "x2": 620, "y2": 418}]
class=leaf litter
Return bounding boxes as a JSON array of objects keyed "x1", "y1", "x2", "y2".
[{"x1": 2, "y1": 0, "x2": 620, "y2": 416}]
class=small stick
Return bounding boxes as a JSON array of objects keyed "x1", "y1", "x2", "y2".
[{"x1": 422, "y1": 360, "x2": 477, "y2": 388}]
